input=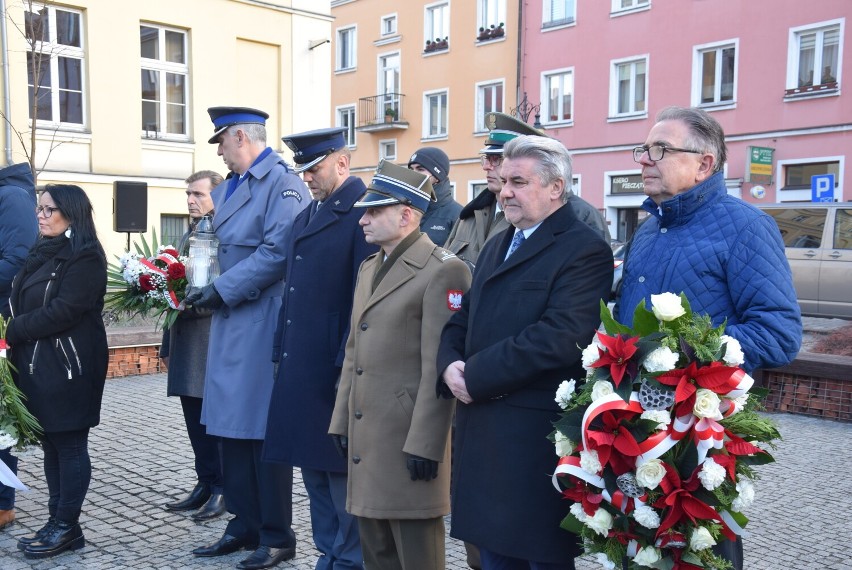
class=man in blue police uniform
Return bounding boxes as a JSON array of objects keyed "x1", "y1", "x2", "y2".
[
  {"x1": 186, "y1": 107, "x2": 309, "y2": 570},
  {"x1": 263, "y1": 127, "x2": 376, "y2": 570}
]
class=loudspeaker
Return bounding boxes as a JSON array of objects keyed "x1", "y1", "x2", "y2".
[{"x1": 113, "y1": 181, "x2": 148, "y2": 232}]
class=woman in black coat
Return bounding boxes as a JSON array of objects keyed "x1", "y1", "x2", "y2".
[{"x1": 6, "y1": 184, "x2": 108, "y2": 559}]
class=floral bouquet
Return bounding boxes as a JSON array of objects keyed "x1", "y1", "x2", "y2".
[
  {"x1": 551, "y1": 293, "x2": 780, "y2": 570},
  {"x1": 105, "y1": 229, "x2": 187, "y2": 330},
  {"x1": 0, "y1": 317, "x2": 43, "y2": 489}
]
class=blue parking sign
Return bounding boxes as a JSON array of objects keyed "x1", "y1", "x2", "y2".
[{"x1": 811, "y1": 174, "x2": 835, "y2": 202}]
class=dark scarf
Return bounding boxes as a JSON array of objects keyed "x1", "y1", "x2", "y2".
[{"x1": 25, "y1": 235, "x2": 67, "y2": 273}]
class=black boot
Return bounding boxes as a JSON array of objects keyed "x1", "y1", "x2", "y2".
[
  {"x1": 17, "y1": 517, "x2": 57, "y2": 551},
  {"x1": 165, "y1": 481, "x2": 211, "y2": 511},
  {"x1": 192, "y1": 493, "x2": 226, "y2": 521},
  {"x1": 23, "y1": 520, "x2": 85, "y2": 559}
]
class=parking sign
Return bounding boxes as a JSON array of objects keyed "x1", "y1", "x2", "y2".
[{"x1": 811, "y1": 174, "x2": 835, "y2": 202}]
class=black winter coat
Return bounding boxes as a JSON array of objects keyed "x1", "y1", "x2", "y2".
[{"x1": 7, "y1": 242, "x2": 108, "y2": 432}]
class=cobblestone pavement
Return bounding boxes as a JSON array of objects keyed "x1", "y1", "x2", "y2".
[{"x1": 1, "y1": 373, "x2": 850, "y2": 569}]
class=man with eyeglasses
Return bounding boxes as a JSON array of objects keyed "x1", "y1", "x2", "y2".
[
  {"x1": 444, "y1": 112, "x2": 607, "y2": 270},
  {"x1": 616, "y1": 106, "x2": 802, "y2": 569}
]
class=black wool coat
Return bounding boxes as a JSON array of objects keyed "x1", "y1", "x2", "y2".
[
  {"x1": 437, "y1": 203, "x2": 613, "y2": 565},
  {"x1": 7, "y1": 242, "x2": 108, "y2": 432}
]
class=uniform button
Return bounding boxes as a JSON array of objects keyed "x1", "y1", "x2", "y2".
[
  {"x1": 282, "y1": 353, "x2": 288, "y2": 359},
  {"x1": 295, "y1": 255, "x2": 303, "y2": 260},
  {"x1": 660, "y1": 228, "x2": 668, "y2": 234},
  {"x1": 222, "y1": 247, "x2": 228, "y2": 254},
  {"x1": 290, "y1": 286, "x2": 295, "y2": 292},
  {"x1": 638, "y1": 276, "x2": 645, "y2": 283},
  {"x1": 286, "y1": 319, "x2": 292, "y2": 325},
  {"x1": 354, "y1": 411, "x2": 363, "y2": 419},
  {"x1": 352, "y1": 456, "x2": 361, "y2": 464},
  {"x1": 249, "y1": 290, "x2": 258, "y2": 298},
  {"x1": 356, "y1": 367, "x2": 363, "y2": 375},
  {"x1": 360, "y1": 323, "x2": 368, "y2": 331}
]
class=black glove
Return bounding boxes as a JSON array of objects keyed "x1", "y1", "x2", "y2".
[
  {"x1": 331, "y1": 434, "x2": 348, "y2": 459},
  {"x1": 406, "y1": 454, "x2": 438, "y2": 481},
  {"x1": 184, "y1": 284, "x2": 224, "y2": 310}
]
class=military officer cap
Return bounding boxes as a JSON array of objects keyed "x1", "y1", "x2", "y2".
[
  {"x1": 207, "y1": 106, "x2": 269, "y2": 144},
  {"x1": 354, "y1": 159, "x2": 435, "y2": 214},
  {"x1": 281, "y1": 127, "x2": 348, "y2": 174},
  {"x1": 480, "y1": 111, "x2": 546, "y2": 155}
]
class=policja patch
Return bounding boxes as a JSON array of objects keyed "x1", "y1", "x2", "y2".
[{"x1": 281, "y1": 189, "x2": 304, "y2": 202}]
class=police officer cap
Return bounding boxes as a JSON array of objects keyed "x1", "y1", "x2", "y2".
[
  {"x1": 207, "y1": 106, "x2": 269, "y2": 144},
  {"x1": 354, "y1": 159, "x2": 435, "y2": 214},
  {"x1": 282, "y1": 127, "x2": 348, "y2": 174},
  {"x1": 480, "y1": 112, "x2": 546, "y2": 155}
]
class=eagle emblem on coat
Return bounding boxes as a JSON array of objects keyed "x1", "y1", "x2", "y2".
[{"x1": 447, "y1": 290, "x2": 463, "y2": 311}]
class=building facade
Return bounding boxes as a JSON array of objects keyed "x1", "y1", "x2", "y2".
[
  {"x1": 330, "y1": 0, "x2": 522, "y2": 205},
  {"x1": 520, "y1": 0, "x2": 850, "y2": 241},
  {"x1": 1, "y1": 0, "x2": 332, "y2": 260}
]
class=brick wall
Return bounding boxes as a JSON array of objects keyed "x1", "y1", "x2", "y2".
[
  {"x1": 759, "y1": 352, "x2": 852, "y2": 422},
  {"x1": 108, "y1": 345, "x2": 163, "y2": 378}
]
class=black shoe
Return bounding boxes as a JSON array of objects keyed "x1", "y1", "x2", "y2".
[
  {"x1": 23, "y1": 520, "x2": 85, "y2": 559},
  {"x1": 17, "y1": 517, "x2": 57, "y2": 551},
  {"x1": 191, "y1": 493, "x2": 226, "y2": 521},
  {"x1": 237, "y1": 545, "x2": 296, "y2": 570},
  {"x1": 165, "y1": 481, "x2": 212, "y2": 511},
  {"x1": 192, "y1": 533, "x2": 258, "y2": 557}
]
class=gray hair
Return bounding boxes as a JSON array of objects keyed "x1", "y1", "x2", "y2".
[
  {"x1": 503, "y1": 135, "x2": 573, "y2": 201},
  {"x1": 227, "y1": 122, "x2": 267, "y2": 145},
  {"x1": 656, "y1": 106, "x2": 727, "y2": 173}
]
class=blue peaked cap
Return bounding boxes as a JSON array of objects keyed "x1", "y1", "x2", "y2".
[
  {"x1": 282, "y1": 127, "x2": 348, "y2": 173},
  {"x1": 207, "y1": 106, "x2": 269, "y2": 144}
]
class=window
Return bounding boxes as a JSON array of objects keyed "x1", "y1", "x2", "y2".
[
  {"x1": 424, "y1": 90, "x2": 448, "y2": 138},
  {"x1": 337, "y1": 106, "x2": 356, "y2": 147},
  {"x1": 379, "y1": 53, "x2": 400, "y2": 117},
  {"x1": 25, "y1": 3, "x2": 85, "y2": 126},
  {"x1": 787, "y1": 20, "x2": 841, "y2": 95},
  {"x1": 425, "y1": 2, "x2": 449, "y2": 43},
  {"x1": 336, "y1": 26, "x2": 356, "y2": 71},
  {"x1": 478, "y1": 0, "x2": 506, "y2": 32},
  {"x1": 693, "y1": 41, "x2": 737, "y2": 107},
  {"x1": 542, "y1": 69, "x2": 573, "y2": 124},
  {"x1": 610, "y1": 57, "x2": 647, "y2": 118},
  {"x1": 381, "y1": 14, "x2": 397, "y2": 37},
  {"x1": 611, "y1": 0, "x2": 649, "y2": 13},
  {"x1": 470, "y1": 181, "x2": 489, "y2": 200},
  {"x1": 379, "y1": 139, "x2": 397, "y2": 160},
  {"x1": 476, "y1": 81, "x2": 503, "y2": 131},
  {"x1": 764, "y1": 209, "x2": 826, "y2": 248},
  {"x1": 783, "y1": 161, "x2": 840, "y2": 190},
  {"x1": 140, "y1": 25, "x2": 188, "y2": 138},
  {"x1": 161, "y1": 214, "x2": 188, "y2": 249},
  {"x1": 543, "y1": 0, "x2": 575, "y2": 28}
]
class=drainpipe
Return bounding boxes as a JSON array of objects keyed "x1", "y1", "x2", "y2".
[
  {"x1": 515, "y1": 0, "x2": 523, "y2": 113},
  {"x1": 0, "y1": 0, "x2": 13, "y2": 165}
]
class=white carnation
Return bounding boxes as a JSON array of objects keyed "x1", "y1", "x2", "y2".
[
  {"x1": 582, "y1": 338, "x2": 603, "y2": 373},
  {"x1": 0, "y1": 431, "x2": 17, "y2": 449},
  {"x1": 693, "y1": 388, "x2": 723, "y2": 420},
  {"x1": 633, "y1": 504, "x2": 661, "y2": 529},
  {"x1": 640, "y1": 409, "x2": 671, "y2": 430},
  {"x1": 697, "y1": 458, "x2": 727, "y2": 490},
  {"x1": 689, "y1": 526, "x2": 717, "y2": 551},
  {"x1": 642, "y1": 346, "x2": 680, "y2": 373},
  {"x1": 585, "y1": 507, "x2": 614, "y2": 537},
  {"x1": 732, "y1": 477, "x2": 755, "y2": 511},
  {"x1": 720, "y1": 334, "x2": 745, "y2": 366},
  {"x1": 591, "y1": 380, "x2": 614, "y2": 402},
  {"x1": 650, "y1": 292, "x2": 686, "y2": 321},
  {"x1": 580, "y1": 449, "x2": 602, "y2": 474},
  {"x1": 555, "y1": 379, "x2": 577, "y2": 409},
  {"x1": 554, "y1": 431, "x2": 575, "y2": 457},
  {"x1": 594, "y1": 552, "x2": 616, "y2": 570},
  {"x1": 633, "y1": 546, "x2": 661, "y2": 567},
  {"x1": 733, "y1": 394, "x2": 750, "y2": 409},
  {"x1": 569, "y1": 502, "x2": 587, "y2": 521},
  {"x1": 635, "y1": 458, "x2": 666, "y2": 490}
]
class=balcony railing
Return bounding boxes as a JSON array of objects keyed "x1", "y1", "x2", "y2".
[{"x1": 356, "y1": 93, "x2": 408, "y2": 132}]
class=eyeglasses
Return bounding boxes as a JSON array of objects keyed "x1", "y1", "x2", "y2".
[
  {"x1": 36, "y1": 205, "x2": 60, "y2": 218},
  {"x1": 633, "y1": 144, "x2": 703, "y2": 163},
  {"x1": 480, "y1": 154, "x2": 503, "y2": 168}
]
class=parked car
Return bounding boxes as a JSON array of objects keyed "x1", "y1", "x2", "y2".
[
  {"x1": 759, "y1": 203, "x2": 852, "y2": 319},
  {"x1": 611, "y1": 242, "x2": 626, "y2": 296}
]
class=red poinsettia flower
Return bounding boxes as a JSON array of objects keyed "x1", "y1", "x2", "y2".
[
  {"x1": 139, "y1": 274, "x2": 156, "y2": 292},
  {"x1": 586, "y1": 410, "x2": 642, "y2": 474},
  {"x1": 653, "y1": 462, "x2": 734, "y2": 542},
  {"x1": 591, "y1": 332, "x2": 640, "y2": 387},
  {"x1": 560, "y1": 477, "x2": 604, "y2": 517},
  {"x1": 656, "y1": 361, "x2": 742, "y2": 404},
  {"x1": 167, "y1": 263, "x2": 186, "y2": 280}
]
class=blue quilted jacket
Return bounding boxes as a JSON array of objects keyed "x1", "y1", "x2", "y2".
[{"x1": 615, "y1": 172, "x2": 801, "y2": 372}]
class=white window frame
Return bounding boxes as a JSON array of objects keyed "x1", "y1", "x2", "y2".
[
  {"x1": 140, "y1": 23, "x2": 189, "y2": 140},
  {"x1": 609, "y1": 55, "x2": 648, "y2": 120},
  {"x1": 377, "y1": 51, "x2": 401, "y2": 118},
  {"x1": 381, "y1": 13, "x2": 398, "y2": 37},
  {"x1": 379, "y1": 139, "x2": 397, "y2": 160},
  {"x1": 610, "y1": 0, "x2": 650, "y2": 16},
  {"x1": 25, "y1": 3, "x2": 86, "y2": 129},
  {"x1": 785, "y1": 18, "x2": 843, "y2": 96},
  {"x1": 541, "y1": 67, "x2": 574, "y2": 126},
  {"x1": 425, "y1": 1, "x2": 450, "y2": 44},
  {"x1": 336, "y1": 25, "x2": 357, "y2": 72},
  {"x1": 468, "y1": 180, "x2": 489, "y2": 202},
  {"x1": 423, "y1": 88, "x2": 449, "y2": 139},
  {"x1": 775, "y1": 155, "x2": 844, "y2": 202},
  {"x1": 542, "y1": 0, "x2": 576, "y2": 29},
  {"x1": 474, "y1": 79, "x2": 504, "y2": 133},
  {"x1": 336, "y1": 105, "x2": 356, "y2": 148},
  {"x1": 691, "y1": 39, "x2": 738, "y2": 109},
  {"x1": 478, "y1": 0, "x2": 506, "y2": 33}
]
